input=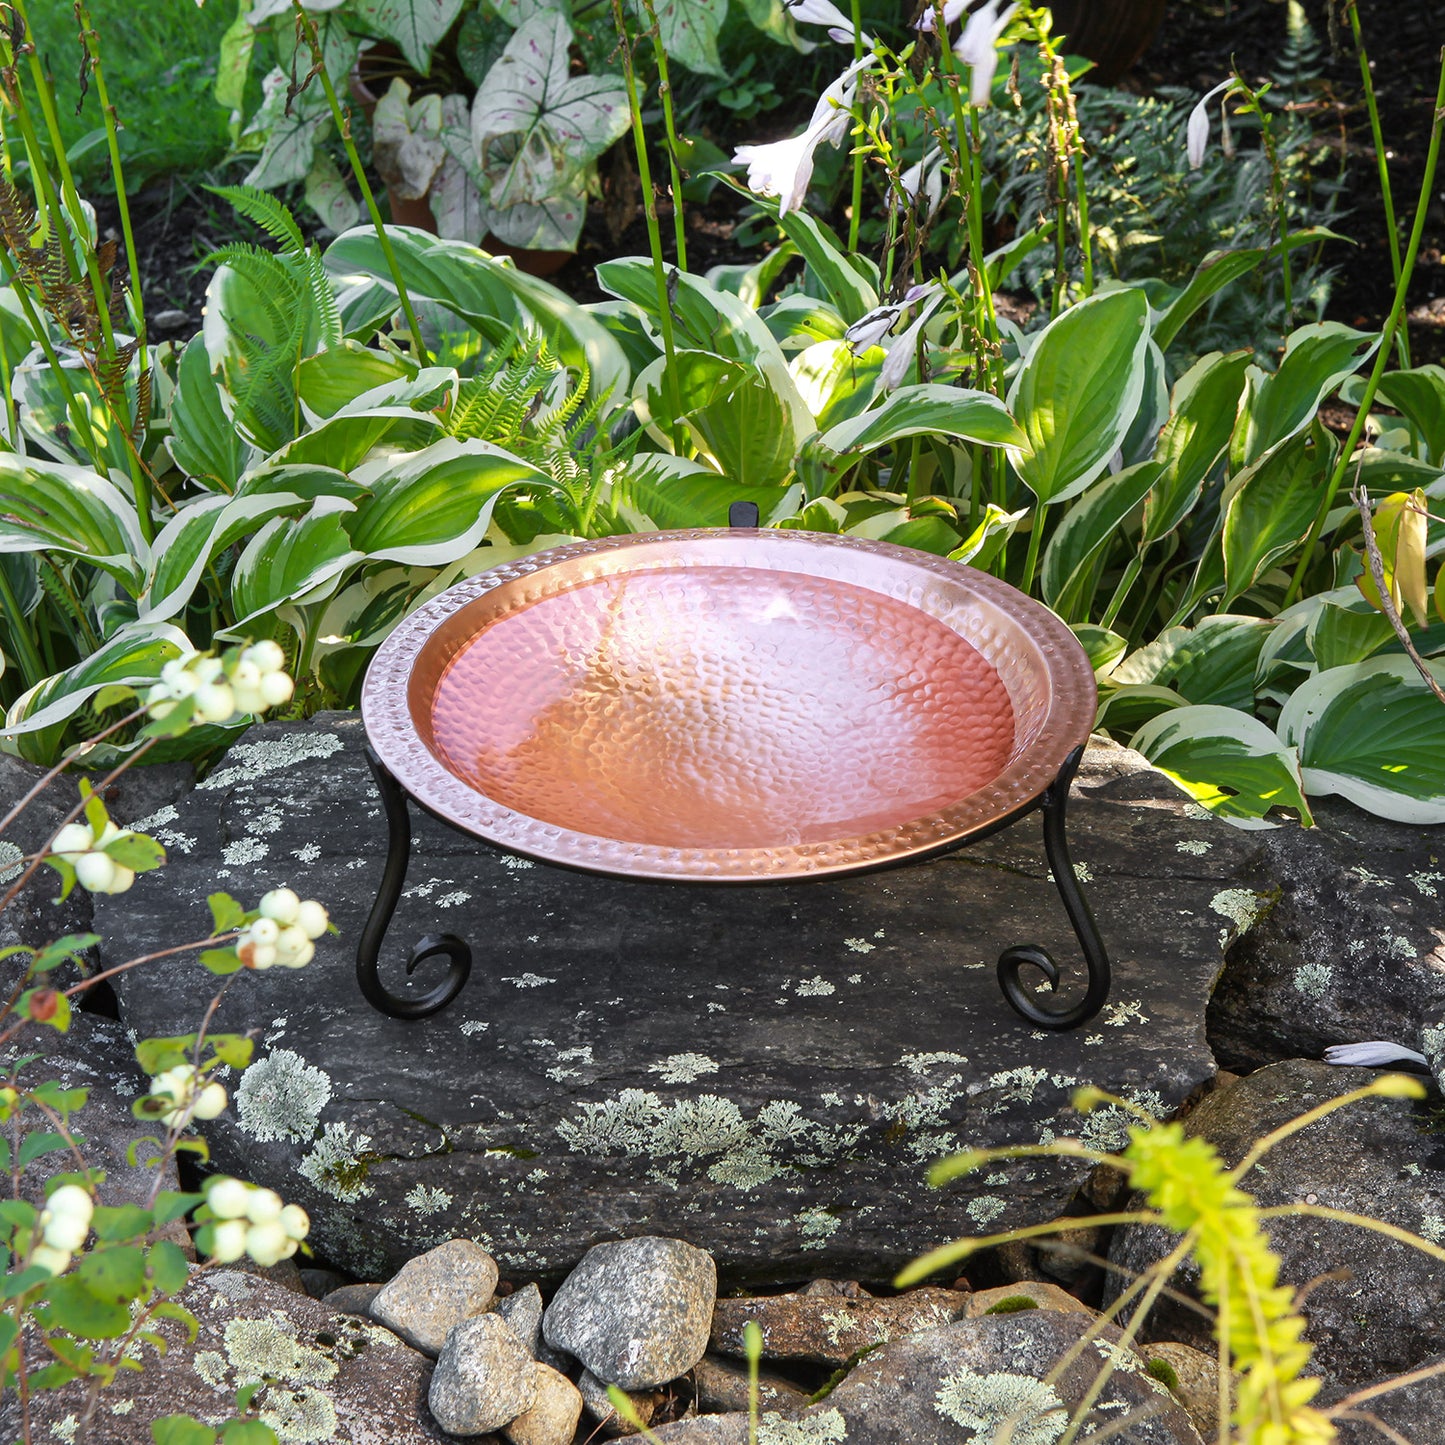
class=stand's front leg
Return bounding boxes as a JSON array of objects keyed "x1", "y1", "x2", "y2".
[
  {"x1": 357, "y1": 748, "x2": 472, "y2": 1019},
  {"x1": 997, "y1": 746, "x2": 1111, "y2": 1030}
]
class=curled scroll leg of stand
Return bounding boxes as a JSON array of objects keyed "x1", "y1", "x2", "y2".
[
  {"x1": 356, "y1": 747, "x2": 472, "y2": 1019},
  {"x1": 997, "y1": 745, "x2": 1112, "y2": 1030}
]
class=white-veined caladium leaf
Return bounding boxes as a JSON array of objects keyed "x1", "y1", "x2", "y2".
[
  {"x1": 304, "y1": 152, "x2": 362, "y2": 236},
  {"x1": 471, "y1": 13, "x2": 629, "y2": 210},
  {"x1": 632, "y1": 0, "x2": 728, "y2": 77},
  {"x1": 247, "y1": 0, "x2": 346, "y2": 21},
  {"x1": 242, "y1": 68, "x2": 331, "y2": 190},
  {"x1": 490, "y1": 0, "x2": 567, "y2": 25},
  {"x1": 482, "y1": 175, "x2": 589, "y2": 252},
  {"x1": 372, "y1": 78, "x2": 447, "y2": 201},
  {"x1": 1277, "y1": 656, "x2": 1445, "y2": 823},
  {"x1": 432, "y1": 94, "x2": 486, "y2": 243},
  {"x1": 349, "y1": 0, "x2": 466, "y2": 74}
]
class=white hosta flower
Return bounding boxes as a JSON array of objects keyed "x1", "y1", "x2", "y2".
[
  {"x1": 914, "y1": 0, "x2": 969, "y2": 33},
  {"x1": 784, "y1": 0, "x2": 872, "y2": 46},
  {"x1": 954, "y1": 0, "x2": 1017, "y2": 107},
  {"x1": 1186, "y1": 80, "x2": 1233, "y2": 169},
  {"x1": 879, "y1": 283, "x2": 946, "y2": 391},
  {"x1": 844, "y1": 302, "x2": 905, "y2": 353},
  {"x1": 894, "y1": 147, "x2": 946, "y2": 218},
  {"x1": 1323, "y1": 1041, "x2": 1429, "y2": 1068},
  {"x1": 734, "y1": 55, "x2": 877, "y2": 215}
]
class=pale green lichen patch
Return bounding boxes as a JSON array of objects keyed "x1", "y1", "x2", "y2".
[
  {"x1": 844, "y1": 937, "x2": 875, "y2": 954},
  {"x1": 1293, "y1": 962, "x2": 1333, "y2": 1000},
  {"x1": 795, "y1": 977, "x2": 836, "y2": 997},
  {"x1": 237, "y1": 1049, "x2": 333, "y2": 1144},
  {"x1": 935, "y1": 1368, "x2": 1066, "y2": 1444},
  {"x1": 1420, "y1": 1214, "x2": 1445, "y2": 1243},
  {"x1": 1077, "y1": 1088, "x2": 1169, "y2": 1152},
  {"x1": 300, "y1": 1122, "x2": 375, "y2": 1201},
  {"x1": 0, "y1": 840, "x2": 24, "y2": 884},
  {"x1": 109, "y1": 1401, "x2": 134, "y2": 1415},
  {"x1": 226, "y1": 1316, "x2": 339, "y2": 1388},
  {"x1": 900, "y1": 1051, "x2": 969, "y2": 1073},
  {"x1": 1210, "y1": 888, "x2": 1268, "y2": 935},
  {"x1": 796, "y1": 1206, "x2": 840, "y2": 1250},
  {"x1": 1175, "y1": 839, "x2": 1211, "y2": 856},
  {"x1": 193, "y1": 1349, "x2": 229, "y2": 1389},
  {"x1": 193, "y1": 1316, "x2": 342, "y2": 1445},
  {"x1": 406, "y1": 1183, "x2": 453, "y2": 1214},
  {"x1": 222, "y1": 838, "x2": 268, "y2": 867},
  {"x1": 49, "y1": 1416, "x2": 78, "y2": 1443},
  {"x1": 649, "y1": 1053, "x2": 720, "y2": 1084},
  {"x1": 758, "y1": 1407, "x2": 847, "y2": 1444},
  {"x1": 1408, "y1": 871, "x2": 1444, "y2": 898},
  {"x1": 967, "y1": 1196, "x2": 1006, "y2": 1227},
  {"x1": 1102, "y1": 998, "x2": 1148, "y2": 1028},
  {"x1": 199, "y1": 732, "x2": 343, "y2": 792}
]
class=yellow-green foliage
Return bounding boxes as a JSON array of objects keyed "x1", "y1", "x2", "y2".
[{"x1": 1123, "y1": 1122, "x2": 1332, "y2": 1445}]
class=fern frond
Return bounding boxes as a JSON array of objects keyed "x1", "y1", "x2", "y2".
[
  {"x1": 207, "y1": 184, "x2": 307, "y2": 255},
  {"x1": 304, "y1": 246, "x2": 342, "y2": 351}
]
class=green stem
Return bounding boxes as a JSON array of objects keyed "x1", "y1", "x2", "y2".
[
  {"x1": 636, "y1": 0, "x2": 687, "y2": 271},
  {"x1": 611, "y1": 0, "x2": 684, "y2": 454},
  {"x1": 1099, "y1": 552, "x2": 1143, "y2": 631},
  {"x1": 1073, "y1": 112, "x2": 1093, "y2": 296},
  {"x1": 0, "y1": 560, "x2": 46, "y2": 691},
  {"x1": 847, "y1": 0, "x2": 864, "y2": 252},
  {"x1": 1346, "y1": 0, "x2": 1408, "y2": 366},
  {"x1": 1020, "y1": 505, "x2": 1044, "y2": 595},
  {"x1": 291, "y1": 2, "x2": 428, "y2": 365},
  {"x1": 1283, "y1": 45, "x2": 1445, "y2": 609}
]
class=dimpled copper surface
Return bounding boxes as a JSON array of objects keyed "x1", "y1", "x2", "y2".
[
  {"x1": 362, "y1": 530, "x2": 1097, "y2": 881},
  {"x1": 428, "y1": 567, "x2": 1015, "y2": 850}
]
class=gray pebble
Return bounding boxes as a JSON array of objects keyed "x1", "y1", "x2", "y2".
[
  {"x1": 372, "y1": 1238, "x2": 499, "y2": 1355},
  {"x1": 429, "y1": 1314, "x2": 539, "y2": 1436}
]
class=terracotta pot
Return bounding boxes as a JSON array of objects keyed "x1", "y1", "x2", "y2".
[{"x1": 1045, "y1": 0, "x2": 1167, "y2": 83}]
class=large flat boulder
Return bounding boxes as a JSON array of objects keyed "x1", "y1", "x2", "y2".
[{"x1": 98, "y1": 716, "x2": 1258, "y2": 1282}]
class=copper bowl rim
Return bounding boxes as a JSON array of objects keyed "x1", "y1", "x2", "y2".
[{"x1": 361, "y1": 529, "x2": 1097, "y2": 882}]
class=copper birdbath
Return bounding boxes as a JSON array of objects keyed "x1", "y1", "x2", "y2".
[{"x1": 359, "y1": 521, "x2": 1110, "y2": 1028}]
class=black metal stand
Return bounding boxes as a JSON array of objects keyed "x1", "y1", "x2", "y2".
[
  {"x1": 997, "y1": 745, "x2": 1112, "y2": 1030},
  {"x1": 358, "y1": 744, "x2": 1110, "y2": 1028},
  {"x1": 356, "y1": 747, "x2": 472, "y2": 1018}
]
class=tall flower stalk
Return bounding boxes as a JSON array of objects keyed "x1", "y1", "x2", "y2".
[{"x1": 636, "y1": 0, "x2": 688, "y2": 271}]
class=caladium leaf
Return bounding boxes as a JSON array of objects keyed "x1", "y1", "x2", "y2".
[
  {"x1": 432, "y1": 94, "x2": 487, "y2": 243},
  {"x1": 372, "y1": 79, "x2": 447, "y2": 201},
  {"x1": 242, "y1": 69, "x2": 330, "y2": 190},
  {"x1": 471, "y1": 13, "x2": 630, "y2": 209},
  {"x1": 350, "y1": 0, "x2": 466, "y2": 74},
  {"x1": 632, "y1": 0, "x2": 728, "y2": 76},
  {"x1": 303, "y1": 151, "x2": 361, "y2": 235},
  {"x1": 483, "y1": 177, "x2": 588, "y2": 252}
]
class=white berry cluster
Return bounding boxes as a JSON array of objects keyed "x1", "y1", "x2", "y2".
[
  {"x1": 147, "y1": 641, "x2": 294, "y2": 724},
  {"x1": 203, "y1": 1177, "x2": 310, "y2": 1267},
  {"x1": 50, "y1": 820, "x2": 139, "y2": 895},
  {"x1": 237, "y1": 888, "x2": 329, "y2": 970},
  {"x1": 148, "y1": 1064, "x2": 228, "y2": 1129},
  {"x1": 29, "y1": 1184, "x2": 94, "y2": 1276}
]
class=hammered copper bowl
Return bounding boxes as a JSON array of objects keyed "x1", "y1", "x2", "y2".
[{"x1": 361, "y1": 529, "x2": 1097, "y2": 882}]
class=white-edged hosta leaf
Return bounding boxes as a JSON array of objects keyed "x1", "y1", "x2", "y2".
[
  {"x1": 236, "y1": 464, "x2": 367, "y2": 503},
  {"x1": 166, "y1": 335, "x2": 257, "y2": 490},
  {"x1": 269, "y1": 407, "x2": 444, "y2": 471},
  {"x1": 1094, "y1": 683, "x2": 1188, "y2": 736},
  {"x1": 1306, "y1": 598, "x2": 1395, "y2": 671},
  {"x1": 0, "y1": 454, "x2": 148, "y2": 595},
  {"x1": 1277, "y1": 655, "x2": 1445, "y2": 822},
  {"x1": 346, "y1": 436, "x2": 555, "y2": 565},
  {"x1": 296, "y1": 343, "x2": 416, "y2": 419},
  {"x1": 948, "y1": 503, "x2": 1027, "y2": 575},
  {"x1": 471, "y1": 14, "x2": 629, "y2": 208},
  {"x1": 1111, "y1": 614, "x2": 1273, "y2": 712},
  {"x1": 349, "y1": 0, "x2": 466, "y2": 73},
  {"x1": 1072, "y1": 624, "x2": 1128, "y2": 679},
  {"x1": 789, "y1": 340, "x2": 883, "y2": 432},
  {"x1": 13, "y1": 347, "x2": 138, "y2": 475},
  {"x1": 612, "y1": 452, "x2": 801, "y2": 531},
  {"x1": 228, "y1": 500, "x2": 362, "y2": 629},
  {"x1": 1, "y1": 623, "x2": 192, "y2": 760},
  {"x1": 1132, "y1": 703, "x2": 1313, "y2": 828},
  {"x1": 1008, "y1": 288, "x2": 1150, "y2": 506},
  {"x1": 1374, "y1": 365, "x2": 1445, "y2": 466},
  {"x1": 817, "y1": 384, "x2": 1026, "y2": 458}
]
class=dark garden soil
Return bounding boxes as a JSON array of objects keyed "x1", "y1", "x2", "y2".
[{"x1": 98, "y1": 0, "x2": 1442, "y2": 361}]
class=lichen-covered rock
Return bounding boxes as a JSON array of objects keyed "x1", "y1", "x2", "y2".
[
  {"x1": 0, "y1": 1267, "x2": 447, "y2": 1443},
  {"x1": 710, "y1": 1286, "x2": 966, "y2": 1367},
  {"x1": 1205, "y1": 796, "x2": 1445, "y2": 1087},
  {"x1": 372, "y1": 1238, "x2": 499, "y2": 1355},
  {"x1": 1109, "y1": 1059, "x2": 1445, "y2": 1392},
  {"x1": 962, "y1": 1281, "x2": 1097, "y2": 1319},
  {"x1": 97, "y1": 717, "x2": 1256, "y2": 1281},
  {"x1": 1141, "y1": 1342, "x2": 1222, "y2": 1439},
  {"x1": 650, "y1": 1418, "x2": 750, "y2": 1445},
  {"x1": 502, "y1": 1362, "x2": 583, "y2": 1445},
  {"x1": 693, "y1": 1355, "x2": 811, "y2": 1413},
  {"x1": 429, "y1": 1314, "x2": 537, "y2": 1435},
  {"x1": 577, "y1": 1368, "x2": 660, "y2": 1437},
  {"x1": 544, "y1": 1235, "x2": 715, "y2": 1388}
]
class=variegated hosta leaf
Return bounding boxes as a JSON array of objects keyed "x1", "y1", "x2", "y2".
[
  {"x1": 304, "y1": 152, "x2": 361, "y2": 235},
  {"x1": 0, "y1": 454, "x2": 149, "y2": 596},
  {"x1": 228, "y1": 499, "x2": 363, "y2": 630},
  {"x1": 349, "y1": 0, "x2": 467, "y2": 74},
  {"x1": 471, "y1": 14, "x2": 629, "y2": 209},
  {"x1": 167, "y1": 335, "x2": 258, "y2": 490},
  {"x1": 13, "y1": 345, "x2": 141, "y2": 476},
  {"x1": 1, "y1": 623, "x2": 192, "y2": 761},
  {"x1": 632, "y1": 0, "x2": 728, "y2": 76},
  {"x1": 242, "y1": 69, "x2": 331, "y2": 190},
  {"x1": 372, "y1": 79, "x2": 447, "y2": 201}
]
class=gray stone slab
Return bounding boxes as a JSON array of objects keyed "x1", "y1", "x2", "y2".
[{"x1": 97, "y1": 716, "x2": 1260, "y2": 1282}]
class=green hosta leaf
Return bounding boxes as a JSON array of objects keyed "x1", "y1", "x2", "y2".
[
  {"x1": 817, "y1": 384, "x2": 1026, "y2": 459},
  {"x1": 613, "y1": 454, "x2": 801, "y2": 531},
  {"x1": 1073, "y1": 624, "x2": 1128, "y2": 679},
  {"x1": 297, "y1": 345, "x2": 415, "y2": 420},
  {"x1": 268, "y1": 407, "x2": 443, "y2": 472},
  {"x1": 633, "y1": 0, "x2": 727, "y2": 74},
  {"x1": 472, "y1": 14, "x2": 629, "y2": 208},
  {"x1": 760, "y1": 296, "x2": 848, "y2": 351},
  {"x1": 166, "y1": 336, "x2": 256, "y2": 491},
  {"x1": 636, "y1": 351, "x2": 796, "y2": 488},
  {"x1": 1373, "y1": 365, "x2": 1445, "y2": 466},
  {"x1": 1112, "y1": 615, "x2": 1273, "y2": 712},
  {"x1": 228, "y1": 503, "x2": 361, "y2": 628},
  {"x1": 347, "y1": 437, "x2": 555, "y2": 565},
  {"x1": 141, "y1": 493, "x2": 311, "y2": 623},
  {"x1": 1141, "y1": 349, "x2": 1251, "y2": 546},
  {"x1": 235, "y1": 466, "x2": 366, "y2": 504},
  {"x1": 949, "y1": 503, "x2": 1027, "y2": 576},
  {"x1": 1221, "y1": 429, "x2": 1334, "y2": 608},
  {"x1": 1, "y1": 624, "x2": 191, "y2": 760},
  {"x1": 1008, "y1": 288, "x2": 1151, "y2": 506},
  {"x1": 1277, "y1": 656, "x2": 1445, "y2": 822},
  {"x1": 1095, "y1": 683, "x2": 1187, "y2": 735},
  {"x1": 1132, "y1": 704, "x2": 1313, "y2": 828},
  {"x1": 788, "y1": 341, "x2": 884, "y2": 432},
  {"x1": 1121, "y1": 339, "x2": 1169, "y2": 467},
  {"x1": 1041, "y1": 461, "x2": 1160, "y2": 623},
  {"x1": 0, "y1": 455, "x2": 148, "y2": 595},
  {"x1": 12, "y1": 347, "x2": 142, "y2": 476},
  {"x1": 351, "y1": 0, "x2": 466, "y2": 73},
  {"x1": 1234, "y1": 322, "x2": 1378, "y2": 469},
  {"x1": 325, "y1": 228, "x2": 627, "y2": 404},
  {"x1": 1307, "y1": 599, "x2": 1395, "y2": 670}
]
